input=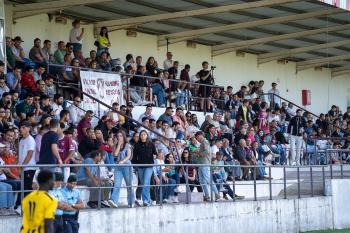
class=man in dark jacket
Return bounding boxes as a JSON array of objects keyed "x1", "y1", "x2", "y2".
[
  {"x1": 287, "y1": 109, "x2": 306, "y2": 166},
  {"x1": 235, "y1": 139, "x2": 253, "y2": 180}
]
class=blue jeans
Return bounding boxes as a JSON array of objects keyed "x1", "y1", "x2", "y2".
[
  {"x1": 71, "y1": 43, "x2": 82, "y2": 53},
  {"x1": 225, "y1": 160, "x2": 241, "y2": 177},
  {"x1": 256, "y1": 160, "x2": 267, "y2": 177},
  {"x1": 63, "y1": 215, "x2": 79, "y2": 233},
  {"x1": 138, "y1": 167, "x2": 153, "y2": 205},
  {"x1": 0, "y1": 182, "x2": 14, "y2": 208},
  {"x1": 198, "y1": 166, "x2": 218, "y2": 197},
  {"x1": 104, "y1": 152, "x2": 115, "y2": 171},
  {"x1": 157, "y1": 178, "x2": 176, "y2": 201},
  {"x1": 152, "y1": 83, "x2": 165, "y2": 107},
  {"x1": 176, "y1": 90, "x2": 186, "y2": 107},
  {"x1": 111, "y1": 166, "x2": 134, "y2": 205}
]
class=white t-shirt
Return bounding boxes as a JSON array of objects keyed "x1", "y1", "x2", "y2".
[
  {"x1": 69, "y1": 28, "x2": 82, "y2": 44},
  {"x1": 0, "y1": 158, "x2": 7, "y2": 180},
  {"x1": 211, "y1": 145, "x2": 219, "y2": 157},
  {"x1": 19, "y1": 135, "x2": 36, "y2": 171}
]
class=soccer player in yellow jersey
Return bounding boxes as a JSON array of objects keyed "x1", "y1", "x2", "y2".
[{"x1": 21, "y1": 170, "x2": 58, "y2": 233}]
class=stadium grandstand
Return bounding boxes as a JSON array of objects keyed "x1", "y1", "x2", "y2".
[{"x1": 0, "y1": 0, "x2": 350, "y2": 233}]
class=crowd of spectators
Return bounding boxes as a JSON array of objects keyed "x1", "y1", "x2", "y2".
[{"x1": 0, "y1": 20, "x2": 350, "y2": 215}]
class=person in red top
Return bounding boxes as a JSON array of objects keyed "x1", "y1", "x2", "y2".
[
  {"x1": 21, "y1": 66, "x2": 38, "y2": 92},
  {"x1": 57, "y1": 123, "x2": 75, "y2": 182},
  {"x1": 77, "y1": 110, "x2": 93, "y2": 143}
]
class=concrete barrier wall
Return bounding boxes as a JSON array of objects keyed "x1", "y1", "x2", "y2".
[{"x1": 1, "y1": 179, "x2": 350, "y2": 233}]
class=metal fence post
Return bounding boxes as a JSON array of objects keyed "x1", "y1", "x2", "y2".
[
  {"x1": 283, "y1": 166, "x2": 287, "y2": 199},
  {"x1": 310, "y1": 166, "x2": 314, "y2": 197},
  {"x1": 20, "y1": 168, "x2": 24, "y2": 206},
  {"x1": 341, "y1": 164, "x2": 344, "y2": 179},
  {"x1": 97, "y1": 166, "x2": 101, "y2": 210},
  {"x1": 330, "y1": 163, "x2": 333, "y2": 179},
  {"x1": 253, "y1": 165, "x2": 257, "y2": 201},
  {"x1": 268, "y1": 166, "x2": 272, "y2": 200},
  {"x1": 128, "y1": 165, "x2": 133, "y2": 206},
  {"x1": 185, "y1": 166, "x2": 190, "y2": 204},
  {"x1": 126, "y1": 76, "x2": 130, "y2": 103},
  {"x1": 232, "y1": 167, "x2": 236, "y2": 202},
  {"x1": 322, "y1": 166, "x2": 326, "y2": 196},
  {"x1": 209, "y1": 167, "x2": 213, "y2": 202},
  {"x1": 297, "y1": 166, "x2": 300, "y2": 199},
  {"x1": 159, "y1": 166, "x2": 163, "y2": 206}
]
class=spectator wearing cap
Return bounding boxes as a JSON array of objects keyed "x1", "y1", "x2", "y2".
[
  {"x1": 61, "y1": 174, "x2": 84, "y2": 233},
  {"x1": 21, "y1": 66, "x2": 38, "y2": 93},
  {"x1": 38, "y1": 119, "x2": 63, "y2": 170},
  {"x1": 16, "y1": 93, "x2": 34, "y2": 120},
  {"x1": 69, "y1": 19, "x2": 84, "y2": 53},
  {"x1": 11, "y1": 36, "x2": 26, "y2": 65},
  {"x1": 19, "y1": 121, "x2": 36, "y2": 196},
  {"x1": 29, "y1": 38, "x2": 46, "y2": 65}
]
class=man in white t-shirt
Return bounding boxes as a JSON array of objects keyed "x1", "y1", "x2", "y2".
[
  {"x1": 163, "y1": 51, "x2": 173, "y2": 70},
  {"x1": 19, "y1": 121, "x2": 36, "y2": 196},
  {"x1": 69, "y1": 19, "x2": 84, "y2": 53},
  {"x1": 211, "y1": 140, "x2": 223, "y2": 159}
]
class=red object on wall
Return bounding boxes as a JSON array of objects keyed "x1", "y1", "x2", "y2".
[{"x1": 302, "y1": 90, "x2": 311, "y2": 106}]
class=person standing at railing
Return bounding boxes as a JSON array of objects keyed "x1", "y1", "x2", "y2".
[
  {"x1": 108, "y1": 130, "x2": 134, "y2": 208},
  {"x1": 96, "y1": 27, "x2": 111, "y2": 57},
  {"x1": 19, "y1": 121, "x2": 37, "y2": 196},
  {"x1": 268, "y1": 82, "x2": 280, "y2": 110},
  {"x1": 132, "y1": 130, "x2": 157, "y2": 207},
  {"x1": 288, "y1": 109, "x2": 306, "y2": 166},
  {"x1": 194, "y1": 131, "x2": 220, "y2": 202},
  {"x1": 69, "y1": 19, "x2": 84, "y2": 54},
  {"x1": 196, "y1": 61, "x2": 213, "y2": 111},
  {"x1": 38, "y1": 119, "x2": 63, "y2": 171}
]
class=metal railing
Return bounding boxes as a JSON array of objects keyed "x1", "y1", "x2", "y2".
[
  {"x1": 0, "y1": 162, "x2": 349, "y2": 213},
  {"x1": 47, "y1": 63, "x2": 225, "y2": 114}
]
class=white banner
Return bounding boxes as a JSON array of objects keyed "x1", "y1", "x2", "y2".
[{"x1": 80, "y1": 71, "x2": 123, "y2": 117}]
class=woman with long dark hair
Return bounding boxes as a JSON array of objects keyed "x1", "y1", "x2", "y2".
[
  {"x1": 109, "y1": 130, "x2": 134, "y2": 207},
  {"x1": 132, "y1": 130, "x2": 157, "y2": 206},
  {"x1": 96, "y1": 26, "x2": 111, "y2": 57}
]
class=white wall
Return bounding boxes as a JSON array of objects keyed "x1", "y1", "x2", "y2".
[{"x1": 6, "y1": 9, "x2": 350, "y2": 115}]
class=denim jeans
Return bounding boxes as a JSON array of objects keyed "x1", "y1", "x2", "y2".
[
  {"x1": 225, "y1": 160, "x2": 242, "y2": 177},
  {"x1": 198, "y1": 166, "x2": 218, "y2": 197},
  {"x1": 176, "y1": 90, "x2": 186, "y2": 107},
  {"x1": 2, "y1": 180, "x2": 21, "y2": 206},
  {"x1": 111, "y1": 166, "x2": 134, "y2": 205},
  {"x1": 71, "y1": 43, "x2": 82, "y2": 53},
  {"x1": 256, "y1": 160, "x2": 267, "y2": 177},
  {"x1": 138, "y1": 167, "x2": 153, "y2": 205},
  {"x1": 63, "y1": 215, "x2": 79, "y2": 233},
  {"x1": 157, "y1": 178, "x2": 176, "y2": 201},
  {"x1": 152, "y1": 83, "x2": 166, "y2": 107},
  {"x1": 0, "y1": 182, "x2": 14, "y2": 208}
]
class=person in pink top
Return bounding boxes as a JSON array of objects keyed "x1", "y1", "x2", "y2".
[
  {"x1": 258, "y1": 102, "x2": 269, "y2": 134},
  {"x1": 247, "y1": 127, "x2": 256, "y2": 144},
  {"x1": 172, "y1": 107, "x2": 188, "y2": 133},
  {"x1": 34, "y1": 126, "x2": 49, "y2": 162}
]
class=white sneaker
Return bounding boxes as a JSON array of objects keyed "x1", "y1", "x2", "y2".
[
  {"x1": 163, "y1": 198, "x2": 171, "y2": 203},
  {"x1": 107, "y1": 199, "x2": 118, "y2": 208},
  {"x1": 135, "y1": 199, "x2": 142, "y2": 207},
  {"x1": 170, "y1": 195, "x2": 179, "y2": 203},
  {"x1": 173, "y1": 187, "x2": 180, "y2": 193},
  {"x1": 14, "y1": 206, "x2": 21, "y2": 215}
]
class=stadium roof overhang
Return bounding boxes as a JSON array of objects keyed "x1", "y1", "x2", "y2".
[{"x1": 6, "y1": 0, "x2": 350, "y2": 77}]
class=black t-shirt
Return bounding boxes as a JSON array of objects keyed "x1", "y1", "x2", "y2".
[
  {"x1": 38, "y1": 130, "x2": 59, "y2": 164},
  {"x1": 196, "y1": 69, "x2": 212, "y2": 84}
]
